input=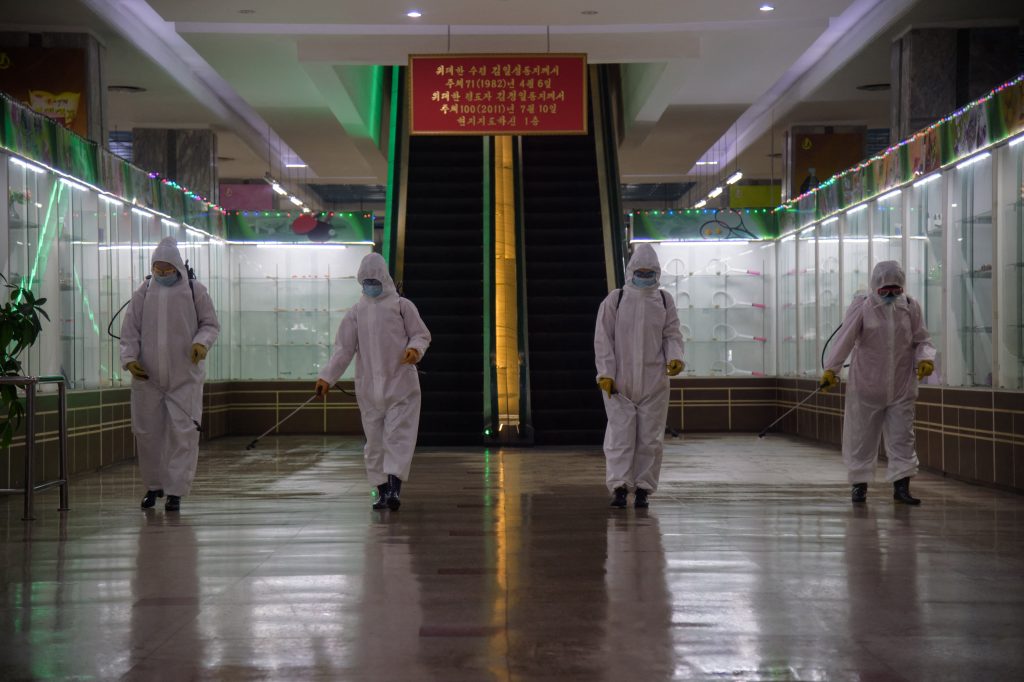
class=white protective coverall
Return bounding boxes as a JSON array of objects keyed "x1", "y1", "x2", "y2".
[
  {"x1": 318, "y1": 253, "x2": 431, "y2": 485},
  {"x1": 120, "y1": 237, "x2": 220, "y2": 496},
  {"x1": 824, "y1": 260, "x2": 936, "y2": 483},
  {"x1": 594, "y1": 244, "x2": 685, "y2": 493}
]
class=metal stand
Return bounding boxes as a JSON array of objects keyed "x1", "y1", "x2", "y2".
[{"x1": 0, "y1": 375, "x2": 69, "y2": 520}]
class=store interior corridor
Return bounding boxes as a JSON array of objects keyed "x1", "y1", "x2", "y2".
[{"x1": 2, "y1": 434, "x2": 1023, "y2": 681}]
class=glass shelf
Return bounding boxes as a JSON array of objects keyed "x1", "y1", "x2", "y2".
[{"x1": 650, "y1": 240, "x2": 772, "y2": 377}]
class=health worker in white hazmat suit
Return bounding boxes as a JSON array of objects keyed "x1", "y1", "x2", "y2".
[
  {"x1": 595, "y1": 244, "x2": 685, "y2": 509},
  {"x1": 822, "y1": 260, "x2": 935, "y2": 505},
  {"x1": 315, "y1": 253, "x2": 431, "y2": 511},
  {"x1": 120, "y1": 237, "x2": 220, "y2": 512}
]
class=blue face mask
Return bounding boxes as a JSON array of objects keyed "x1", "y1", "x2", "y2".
[
  {"x1": 153, "y1": 272, "x2": 179, "y2": 287},
  {"x1": 362, "y1": 280, "x2": 383, "y2": 298},
  {"x1": 632, "y1": 272, "x2": 658, "y2": 289}
]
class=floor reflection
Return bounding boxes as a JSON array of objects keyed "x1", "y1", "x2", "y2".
[
  {"x1": 0, "y1": 434, "x2": 1022, "y2": 680},
  {"x1": 603, "y1": 512, "x2": 674, "y2": 678}
]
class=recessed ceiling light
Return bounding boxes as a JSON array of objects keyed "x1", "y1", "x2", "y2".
[
  {"x1": 407, "y1": 10, "x2": 422, "y2": 18},
  {"x1": 856, "y1": 82, "x2": 891, "y2": 92},
  {"x1": 759, "y1": 4, "x2": 775, "y2": 11},
  {"x1": 285, "y1": 163, "x2": 307, "y2": 168},
  {"x1": 108, "y1": 85, "x2": 147, "y2": 93},
  {"x1": 581, "y1": 10, "x2": 598, "y2": 15}
]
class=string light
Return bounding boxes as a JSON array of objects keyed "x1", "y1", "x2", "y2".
[{"x1": 774, "y1": 73, "x2": 1024, "y2": 214}]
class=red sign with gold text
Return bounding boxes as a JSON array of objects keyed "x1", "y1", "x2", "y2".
[{"x1": 409, "y1": 54, "x2": 588, "y2": 136}]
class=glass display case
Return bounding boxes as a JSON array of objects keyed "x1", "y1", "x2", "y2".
[
  {"x1": 997, "y1": 138, "x2": 1024, "y2": 389},
  {"x1": 873, "y1": 189, "x2": 903, "y2": 267},
  {"x1": 653, "y1": 240, "x2": 772, "y2": 377},
  {"x1": 907, "y1": 173, "x2": 945, "y2": 384},
  {"x1": 817, "y1": 216, "x2": 841, "y2": 370},
  {"x1": 797, "y1": 225, "x2": 817, "y2": 376},
  {"x1": 778, "y1": 234, "x2": 798, "y2": 376},
  {"x1": 842, "y1": 204, "x2": 870, "y2": 303},
  {"x1": 57, "y1": 178, "x2": 100, "y2": 389},
  {"x1": 97, "y1": 196, "x2": 132, "y2": 385},
  {"x1": 7, "y1": 156, "x2": 59, "y2": 380},
  {"x1": 231, "y1": 244, "x2": 370, "y2": 381},
  {"x1": 949, "y1": 152, "x2": 993, "y2": 387}
]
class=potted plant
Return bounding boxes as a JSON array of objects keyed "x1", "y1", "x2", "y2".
[{"x1": 0, "y1": 273, "x2": 50, "y2": 448}]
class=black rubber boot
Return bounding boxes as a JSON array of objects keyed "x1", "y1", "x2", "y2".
[
  {"x1": 140, "y1": 489, "x2": 164, "y2": 509},
  {"x1": 634, "y1": 488, "x2": 650, "y2": 509},
  {"x1": 165, "y1": 495, "x2": 181, "y2": 512},
  {"x1": 372, "y1": 483, "x2": 389, "y2": 510},
  {"x1": 851, "y1": 483, "x2": 867, "y2": 503},
  {"x1": 610, "y1": 486, "x2": 628, "y2": 508},
  {"x1": 386, "y1": 475, "x2": 402, "y2": 511},
  {"x1": 893, "y1": 477, "x2": 921, "y2": 505}
]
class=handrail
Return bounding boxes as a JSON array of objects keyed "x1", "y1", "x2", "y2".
[{"x1": 0, "y1": 375, "x2": 70, "y2": 520}]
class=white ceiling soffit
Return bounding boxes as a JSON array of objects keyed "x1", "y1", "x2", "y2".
[
  {"x1": 687, "y1": 0, "x2": 919, "y2": 175},
  {"x1": 78, "y1": 0, "x2": 307, "y2": 173}
]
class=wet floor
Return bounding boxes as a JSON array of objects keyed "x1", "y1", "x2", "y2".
[{"x1": 2, "y1": 433, "x2": 1023, "y2": 681}]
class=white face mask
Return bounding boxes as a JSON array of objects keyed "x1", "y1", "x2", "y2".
[{"x1": 632, "y1": 271, "x2": 658, "y2": 289}]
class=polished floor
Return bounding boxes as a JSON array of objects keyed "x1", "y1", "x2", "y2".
[{"x1": 2, "y1": 433, "x2": 1023, "y2": 681}]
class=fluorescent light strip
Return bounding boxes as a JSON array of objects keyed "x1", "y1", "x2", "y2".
[
  {"x1": 271, "y1": 182, "x2": 287, "y2": 196},
  {"x1": 956, "y1": 151, "x2": 990, "y2": 170},
  {"x1": 60, "y1": 178, "x2": 88, "y2": 191},
  {"x1": 821, "y1": 217, "x2": 839, "y2": 226},
  {"x1": 254, "y1": 242, "x2": 347, "y2": 249},
  {"x1": 288, "y1": 196, "x2": 303, "y2": 206},
  {"x1": 285, "y1": 163, "x2": 307, "y2": 168},
  {"x1": 847, "y1": 204, "x2": 867, "y2": 215},
  {"x1": 708, "y1": 186, "x2": 723, "y2": 199},
  {"x1": 11, "y1": 157, "x2": 45, "y2": 174},
  {"x1": 695, "y1": 160, "x2": 718, "y2": 166},
  {"x1": 726, "y1": 171, "x2": 743, "y2": 185},
  {"x1": 99, "y1": 194, "x2": 124, "y2": 206},
  {"x1": 694, "y1": 199, "x2": 707, "y2": 209},
  {"x1": 877, "y1": 189, "x2": 902, "y2": 202},
  {"x1": 161, "y1": 218, "x2": 180, "y2": 228},
  {"x1": 913, "y1": 173, "x2": 941, "y2": 188},
  {"x1": 780, "y1": 235, "x2": 795, "y2": 243},
  {"x1": 800, "y1": 226, "x2": 816, "y2": 235},
  {"x1": 1010, "y1": 133, "x2": 1024, "y2": 147},
  {"x1": 131, "y1": 206, "x2": 154, "y2": 217}
]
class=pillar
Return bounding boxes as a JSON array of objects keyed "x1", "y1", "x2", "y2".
[{"x1": 132, "y1": 128, "x2": 218, "y2": 202}]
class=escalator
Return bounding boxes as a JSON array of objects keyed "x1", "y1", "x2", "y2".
[
  {"x1": 520, "y1": 126, "x2": 610, "y2": 445},
  {"x1": 400, "y1": 135, "x2": 487, "y2": 446}
]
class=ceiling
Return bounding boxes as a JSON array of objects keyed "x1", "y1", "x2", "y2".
[{"x1": 3, "y1": 0, "x2": 1022, "y2": 206}]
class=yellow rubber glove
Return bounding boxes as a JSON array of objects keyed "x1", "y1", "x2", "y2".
[
  {"x1": 666, "y1": 359, "x2": 685, "y2": 376},
  {"x1": 401, "y1": 348, "x2": 421, "y2": 365},
  {"x1": 125, "y1": 361, "x2": 149, "y2": 380},
  {"x1": 820, "y1": 369, "x2": 839, "y2": 392},
  {"x1": 190, "y1": 343, "x2": 208, "y2": 364},
  {"x1": 916, "y1": 359, "x2": 934, "y2": 381},
  {"x1": 314, "y1": 379, "x2": 330, "y2": 399},
  {"x1": 597, "y1": 377, "x2": 615, "y2": 397}
]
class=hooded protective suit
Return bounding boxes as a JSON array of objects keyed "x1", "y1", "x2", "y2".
[
  {"x1": 824, "y1": 261, "x2": 935, "y2": 483},
  {"x1": 120, "y1": 237, "x2": 220, "y2": 496},
  {"x1": 318, "y1": 253, "x2": 431, "y2": 485},
  {"x1": 594, "y1": 244, "x2": 685, "y2": 493}
]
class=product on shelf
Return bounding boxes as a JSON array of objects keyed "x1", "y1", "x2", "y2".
[
  {"x1": 704, "y1": 258, "x2": 761, "y2": 276},
  {"x1": 711, "y1": 324, "x2": 767, "y2": 343},
  {"x1": 710, "y1": 360, "x2": 765, "y2": 377},
  {"x1": 711, "y1": 290, "x2": 766, "y2": 309}
]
